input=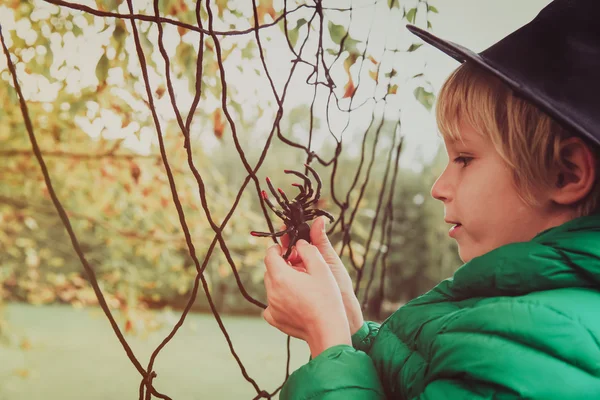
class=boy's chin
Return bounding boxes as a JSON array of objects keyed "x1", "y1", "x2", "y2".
[
  {"x1": 457, "y1": 245, "x2": 478, "y2": 264},
  {"x1": 458, "y1": 241, "x2": 499, "y2": 264}
]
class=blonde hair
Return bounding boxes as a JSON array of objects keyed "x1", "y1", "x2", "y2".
[{"x1": 435, "y1": 62, "x2": 600, "y2": 217}]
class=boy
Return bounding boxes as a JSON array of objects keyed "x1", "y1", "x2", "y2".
[{"x1": 261, "y1": 0, "x2": 600, "y2": 398}]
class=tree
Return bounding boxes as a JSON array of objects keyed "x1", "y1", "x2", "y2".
[{"x1": 0, "y1": 0, "x2": 443, "y2": 323}]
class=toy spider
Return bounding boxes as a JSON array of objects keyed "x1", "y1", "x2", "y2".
[{"x1": 251, "y1": 164, "x2": 335, "y2": 259}]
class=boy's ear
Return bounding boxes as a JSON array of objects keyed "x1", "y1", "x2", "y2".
[{"x1": 550, "y1": 137, "x2": 597, "y2": 206}]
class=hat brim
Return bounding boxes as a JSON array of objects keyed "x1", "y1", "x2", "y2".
[
  {"x1": 405, "y1": 24, "x2": 600, "y2": 147},
  {"x1": 406, "y1": 25, "x2": 521, "y2": 90}
]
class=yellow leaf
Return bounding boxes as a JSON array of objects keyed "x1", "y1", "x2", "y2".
[
  {"x1": 257, "y1": 0, "x2": 277, "y2": 24},
  {"x1": 14, "y1": 369, "x2": 30, "y2": 378},
  {"x1": 20, "y1": 339, "x2": 32, "y2": 351},
  {"x1": 213, "y1": 109, "x2": 225, "y2": 139},
  {"x1": 369, "y1": 69, "x2": 378, "y2": 83},
  {"x1": 343, "y1": 53, "x2": 358, "y2": 78},
  {"x1": 343, "y1": 78, "x2": 356, "y2": 98},
  {"x1": 215, "y1": 0, "x2": 227, "y2": 18}
]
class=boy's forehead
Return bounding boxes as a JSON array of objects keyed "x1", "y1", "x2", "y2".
[
  {"x1": 446, "y1": 135, "x2": 475, "y2": 147},
  {"x1": 445, "y1": 126, "x2": 486, "y2": 147},
  {"x1": 441, "y1": 120, "x2": 489, "y2": 149}
]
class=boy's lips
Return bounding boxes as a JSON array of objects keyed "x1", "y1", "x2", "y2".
[
  {"x1": 445, "y1": 219, "x2": 461, "y2": 226},
  {"x1": 445, "y1": 220, "x2": 462, "y2": 238}
]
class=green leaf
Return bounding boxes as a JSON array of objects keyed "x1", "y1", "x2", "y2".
[
  {"x1": 229, "y1": 100, "x2": 244, "y2": 121},
  {"x1": 406, "y1": 8, "x2": 417, "y2": 23},
  {"x1": 288, "y1": 18, "x2": 307, "y2": 48},
  {"x1": 113, "y1": 21, "x2": 126, "y2": 41},
  {"x1": 112, "y1": 21, "x2": 126, "y2": 55},
  {"x1": 407, "y1": 43, "x2": 422, "y2": 52},
  {"x1": 385, "y1": 69, "x2": 397, "y2": 78},
  {"x1": 428, "y1": 21, "x2": 433, "y2": 29},
  {"x1": 139, "y1": 29, "x2": 157, "y2": 70},
  {"x1": 84, "y1": 13, "x2": 95, "y2": 26},
  {"x1": 104, "y1": 0, "x2": 124, "y2": 11},
  {"x1": 72, "y1": 24, "x2": 83, "y2": 36},
  {"x1": 96, "y1": 53, "x2": 109, "y2": 83},
  {"x1": 241, "y1": 41, "x2": 256, "y2": 59},
  {"x1": 37, "y1": 45, "x2": 53, "y2": 72},
  {"x1": 413, "y1": 86, "x2": 435, "y2": 111},
  {"x1": 328, "y1": 21, "x2": 347, "y2": 45},
  {"x1": 387, "y1": 0, "x2": 399, "y2": 8},
  {"x1": 175, "y1": 42, "x2": 195, "y2": 70},
  {"x1": 428, "y1": 5, "x2": 439, "y2": 13},
  {"x1": 343, "y1": 36, "x2": 361, "y2": 55}
]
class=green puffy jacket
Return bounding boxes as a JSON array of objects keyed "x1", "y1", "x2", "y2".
[{"x1": 280, "y1": 214, "x2": 600, "y2": 399}]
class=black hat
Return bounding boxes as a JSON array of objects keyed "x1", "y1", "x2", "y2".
[{"x1": 407, "y1": 0, "x2": 600, "y2": 147}]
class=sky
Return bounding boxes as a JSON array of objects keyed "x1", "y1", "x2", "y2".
[{"x1": 0, "y1": 0, "x2": 553, "y2": 171}]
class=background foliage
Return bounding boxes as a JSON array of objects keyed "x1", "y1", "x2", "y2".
[{"x1": 0, "y1": 0, "x2": 461, "y2": 341}]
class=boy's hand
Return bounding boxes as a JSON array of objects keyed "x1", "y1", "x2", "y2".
[
  {"x1": 281, "y1": 217, "x2": 364, "y2": 335},
  {"x1": 263, "y1": 241, "x2": 351, "y2": 358}
]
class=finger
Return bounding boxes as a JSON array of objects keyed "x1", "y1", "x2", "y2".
[
  {"x1": 310, "y1": 216, "x2": 328, "y2": 244},
  {"x1": 281, "y1": 246, "x2": 299, "y2": 264},
  {"x1": 263, "y1": 307, "x2": 276, "y2": 327},
  {"x1": 310, "y1": 216, "x2": 333, "y2": 248},
  {"x1": 280, "y1": 225, "x2": 290, "y2": 248},
  {"x1": 286, "y1": 248, "x2": 301, "y2": 265},
  {"x1": 295, "y1": 240, "x2": 329, "y2": 276},
  {"x1": 280, "y1": 228, "x2": 301, "y2": 265},
  {"x1": 291, "y1": 264, "x2": 307, "y2": 273},
  {"x1": 262, "y1": 308, "x2": 305, "y2": 339},
  {"x1": 264, "y1": 245, "x2": 291, "y2": 278},
  {"x1": 310, "y1": 216, "x2": 342, "y2": 263},
  {"x1": 263, "y1": 270, "x2": 272, "y2": 291}
]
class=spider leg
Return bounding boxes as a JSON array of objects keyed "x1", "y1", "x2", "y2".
[
  {"x1": 284, "y1": 169, "x2": 313, "y2": 201},
  {"x1": 304, "y1": 208, "x2": 335, "y2": 223},
  {"x1": 303, "y1": 163, "x2": 322, "y2": 206},
  {"x1": 250, "y1": 227, "x2": 291, "y2": 238},
  {"x1": 282, "y1": 229, "x2": 298, "y2": 259},
  {"x1": 277, "y1": 187, "x2": 292, "y2": 210},
  {"x1": 291, "y1": 183, "x2": 306, "y2": 201},
  {"x1": 261, "y1": 190, "x2": 290, "y2": 223},
  {"x1": 266, "y1": 177, "x2": 290, "y2": 212}
]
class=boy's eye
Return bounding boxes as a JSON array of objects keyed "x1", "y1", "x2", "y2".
[{"x1": 453, "y1": 156, "x2": 473, "y2": 167}]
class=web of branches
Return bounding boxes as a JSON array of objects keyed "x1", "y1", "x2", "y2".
[{"x1": 0, "y1": 0, "x2": 420, "y2": 398}]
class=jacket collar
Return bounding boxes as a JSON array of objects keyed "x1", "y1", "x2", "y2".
[{"x1": 449, "y1": 214, "x2": 600, "y2": 299}]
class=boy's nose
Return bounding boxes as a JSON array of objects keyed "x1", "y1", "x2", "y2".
[{"x1": 431, "y1": 174, "x2": 451, "y2": 202}]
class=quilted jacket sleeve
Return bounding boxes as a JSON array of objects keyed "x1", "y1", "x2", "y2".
[
  {"x1": 279, "y1": 322, "x2": 386, "y2": 400},
  {"x1": 279, "y1": 344, "x2": 385, "y2": 399},
  {"x1": 418, "y1": 379, "x2": 520, "y2": 399},
  {"x1": 351, "y1": 321, "x2": 381, "y2": 353}
]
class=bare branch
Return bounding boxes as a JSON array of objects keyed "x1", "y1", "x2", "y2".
[
  {"x1": 0, "y1": 149, "x2": 157, "y2": 160},
  {"x1": 42, "y1": 0, "x2": 308, "y2": 37}
]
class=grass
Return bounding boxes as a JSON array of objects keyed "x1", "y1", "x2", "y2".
[{"x1": 0, "y1": 303, "x2": 310, "y2": 399}]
